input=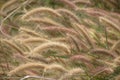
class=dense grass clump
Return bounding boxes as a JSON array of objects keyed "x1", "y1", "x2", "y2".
[{"x1": 0, "y1": 0, "x2": 120, "y2": 80}]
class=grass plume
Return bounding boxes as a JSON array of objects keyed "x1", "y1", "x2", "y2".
[
  {"x1": 31, "y1": 42, "x2": 71, "y2": 55},
  {"x1": 59, "y1": 68, "x2": 84, "y2": 80},
  {"x1": 8, "y1": 62, "x2": 47, "y2": 76},
  {"x1": 26, "y1": 17, "x2": 63, "y2": 26},
  {"x1": 56, "y1": 0, "x2": 78, "y2": 10},
  {"x1": 2, "y1": 39, "x2": 24, "y2": 55},
  {"x1": 56, "y1": 8, "x2": 80, "y2": 24},
  {"x1": 21, "y1": 7, "x2": 62, "y2": 20},
  {"x1": 19, "y1": 27, "x2": 43, "y2": 37},
  {"x1": 90, "y1": 48, "x2": 117, "y2": 58},
  {"x1": 111, "y1": 40, "x2": 120, "y2": 52},
  {"x1": 1, "y1": 0, "x2": 17, "y2": 13},
  {"x1": 22, "y1": 37, "x2": 50, "y2": 44},
  {"x1": 99, "y1": 17, "x2": 120, "y2": 32},
  {"x1": 41, "y1": 26, "x2": 78, "y2": 36},
  {"x1": 75, "y1": 23, "x2": 95, "y2": 48}
]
